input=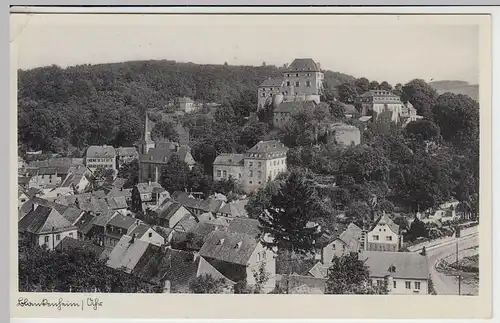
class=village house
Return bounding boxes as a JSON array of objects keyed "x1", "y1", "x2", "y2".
[
  {"x1": 128, "y1": 223, "x2": 165, "y2": 247},
  {"x1": 59, "y1": 165, "x2": 90, "y2": 193},
  {"x1": 178, "y1": 97, "x2": 195, "y2": 113},
  {"x1": 18, "y1": 205, "x2": 78, "y2": 250},
  {"x1": 107, "y1": 187, "x2": 132, "y2": 204},
  {"x1": 360, "y1": 251, "x2": 429, "y2": 295},
  {"x1": 318, "y1": 223, "x2": 363, "y2": 264},
  {"x1": 365, "y1": 213, "x2": 402, "y2": 252},
  {"x1": 213, "y1": 140, "x2": 288, "y2": 193},
  {"x1": 136, "y1": 182, "x2": 170, "y2": 210},
  {"x1": 170, "y1": 191, "x2": 225, "y2": 216},
  {"x1": 26, "y1": 167, "x2": 63, "y2": 189},
  {"x1": 273, "y1": 100, "x2": 317, "y2": 129},
  {"x1": 85, "y1": 145, "x2": 117, "y2": 178},
  {"x1": 103, "y1": 213, "x2": 139, "y2": 249},
  {"x1": 155, "y1": 198, "x2": 195, "y2": 229},
  {"x1": 217, "y1": 199, "x2": 249, "y2": 219},
  {"x1": 212, "y1": 154, "x2": 244, "y2": 182},
  {"x1": 116, "y1": 147, "x2": 139, "y2": 168},
  {"x1": 197, "y1": 218, "x2": 277, "y2": 292},
  {"x1": 106, "y1": 234, "x2": 161, "y2": 273},
  {"x1": 139, "y1": 146, "x2": 195, "y2": 184}
]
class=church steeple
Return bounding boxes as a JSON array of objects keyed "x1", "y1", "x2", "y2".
[{"x1": 139, "y1": 110, "x2": 155, "y2": 155}]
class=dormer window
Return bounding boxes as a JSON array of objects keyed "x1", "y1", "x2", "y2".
[
  {"x1": 388, "y1": 265, "x2": 396, "y2": 273},
  {"x1": 234, "y1": 241, "x2": 242, "y2": 249},
  {"x1": 217, "y1": 239, "x2": 225, "y2": 245}
]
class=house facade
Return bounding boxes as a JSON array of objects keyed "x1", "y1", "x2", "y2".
[
  {"x1": 213, "y1": 140, "x2": 288, "y2": 193},
  {"x1": 321, "y1": 122, "x2": 361, "y2": 146},
  {"x1": 129, "y1": 223, "x2": 165, "y2": 246},
  {"x1": 179, "y1": 97, "x2": 195, "y2": 113},
  {"x1": 361, "y1": 251, "x2": 429, "y2": 295},
  {"x1": 116, "y1": 147, "x2": 139, "y2": 168},
  {"x1": 85, "y1": 145, "x2": 117, "y2": 178},
  {"x1": 366, "y1": 214, "x2": 402, "y2": 252},
  {"x1": 321, "y1": 223, "x2": 363, "y2": 264}
]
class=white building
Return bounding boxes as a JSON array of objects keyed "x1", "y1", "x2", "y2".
[
  {"x1": 365, "y1": 213, "x2": 402, "y2": 252},
  {"x1": 361, "y1": 251, "x2": 429, "y2": 295},
  {"x1": 213, "y1": 140, "x2": 288, "y2": 193},
  {"x1": 85, "y1": 145, "x2": 117, "y2": 178}
]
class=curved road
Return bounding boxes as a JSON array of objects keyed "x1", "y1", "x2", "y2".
[{"x1": 426, "y1": 234, "x2": 479, "y2": 295}]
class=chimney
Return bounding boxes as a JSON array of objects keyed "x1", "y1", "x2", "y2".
[{"x1": 130, "y1": 233, "x2": 136, "y2": 244}]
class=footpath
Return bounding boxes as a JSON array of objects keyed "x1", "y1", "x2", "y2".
[{"x1": 407, "y1": 225, "x2": 478, "y2": 253}]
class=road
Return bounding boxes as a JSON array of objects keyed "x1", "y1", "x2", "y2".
[{"x1": 426, "y1": 234, "x2": 479, "y2": 295}]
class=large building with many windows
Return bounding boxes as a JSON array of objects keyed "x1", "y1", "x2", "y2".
[
  {"x1": 213, "y1": 140, "x2": 288, "y2": 193},
  {"x1": 257, "y1": 58, "x2": 324, "y2": 110}
]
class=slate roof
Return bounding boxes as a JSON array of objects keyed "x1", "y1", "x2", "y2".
[
  {"x1": 106, "y1": 196, "x2": 128, "y2": 210},
  {"x1": 116, "y1": 147, "x2": 138, "y2": 157},
  {"x1": 246, "y1": 140, "x2": 288, "y2": 155},
  {"x1": 370, "y1": 214, "x2": 399, "y2": 235},
  {"x1": 86, "y1": 145, "x2": 116, "y2": 158},
  {"x1": 227, "y1": 218, "x2": 261, "y2": 237},
  {"x1": 171, "y1": 192, "x2": 203, "y2": 210},
  {"x1": 199, "y1": 230, "x2": 259, "y2": 266},
  {"x1": 213, "y1": 153, "x2": 244, "y2": 166},
  {"x1": 108, "y1": 213, "x2": 137, "y2": 230},
  {"x1": 19, "y1": 205, "x2": 77, "y2": 235},
  {"x1": 259, "y1": 77, "x2": 284, "y2": 88},
  {"x1": 287, "y1": 58, "x2": 321, "y2": 72},
  {"x1": 360, "y1": 251, "x2": 429, "y2": 280},
  {"x1": 129, "y1": 223, "x2": 151, "y2": 239},
  {"x1": 136, "y1": 182, "x2": 164, "y2": 195},
  {"x1": 60, "y1": 236, "x2": 104, "y2": 256},
  {"x1": 107, "y1": 188, "x2": 132, "y2": 199},
  {"x1": 92, "y1": 210, "x2": 119, "y2": 227},
  {"x1": 274, "y1": 101, "x2": 316, "y2": 113},
  {"x1": 74, "y1": 212, "x2": 96, "y2": 235},
  {"x1": 218, "y1": 200, "x2": 248, "y2": 218},
  {"x1": 198, "y1": 198, "x2": 225, "y2": 213},
  {"x1": 139, "y1": 148, "x2": 175, "y2": 163},
  {"x1": 106, "y1": 235, "x2": 154, "y2": 273},
  {"x1": 157, "y1": 199, "x2": 184, "y2": 221}
]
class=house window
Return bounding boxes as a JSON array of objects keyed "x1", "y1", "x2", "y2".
[
  {"x1": 258, "y1": 181, "x2": 262, "y2": 184},
  {"x1": 386, "y1": 236, "x2": 392, "y2": 241},
  {"x1": 223, "y1": 170, "x2": 227, "y2": 178},
  {"x1": 373, "y1": 235, "x2": 379, "y2": 241},
  {"x1": 393, "y1": 281, "x2": 397, "y2": 289},
  {"x1": 249, "y1": 170, "x2": 253, "y2": 177},
  {"x1": 405, "y1": 281, "x2": 411, "y2": 289},
  {"x1": 286, "y1": 81, "x2": 291, "y2": 86},
  {"x1": 287, "y1": 74, "x2": 290, "y2": 77},
  {"x1": 295, "y1": 81, "x2": 300, "y2": 87},
  {"x1": 306, "y1": 81, "x2": 311, "y2": 87},
  {"x1": 261, "y1": 93, "x2": 266, "y2": 97},
  {"x1": 258, "y1": 171, "x2": 262, "y2": 178},
  {"x1": 258, "y1": 162, "x2": 262, "y2": 167},
  {"x1": 44, "y1": 236, "x2": 49, "y2": 243},
  {"x1": 414, "y1": 282, "x2": 421, "y2": 290},
  {"x1": 249, "y1": 162, "x2": 253, "y2": 167},
  {"x1": 295, "y1": 73, "x2": 299, "y2": 77},
  {"x1": 376, "y1": 280, "x2": 382, "y2": 287},
  {"x1": 148, "y1": 232, "x2": 152, "y2": 238},
  {"x1": 56, "y1": 234, "x2": 61, "y2": 241},
  {"x1": 249, "y1": 181, "x2": 253, "y2": 184},
  {"x1": 217, "y1": 170, "x2": 221, "y2": 177},
  {"x1": 332, "y1": 244, "x2": 336, "y2": 250},
  {"x1": 261, "y1": 251, "x2": 267, "y2": 260},
  {"x1": 69, "y1": 232, "x2": 73, "y2": 237}
]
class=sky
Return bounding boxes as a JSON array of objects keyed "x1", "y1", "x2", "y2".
[{"x1": 11, "y1": 14, "x2": 480, "y2": 85}]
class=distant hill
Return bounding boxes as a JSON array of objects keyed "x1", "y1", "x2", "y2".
[{"x1": 429, "y1": 80, "x2": 479, "y2": 102}]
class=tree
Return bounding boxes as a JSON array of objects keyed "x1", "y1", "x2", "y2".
[
  {"x1": 325, "y1": 253, "x2": 388, "y2": 294},
  {"x1": 151, "y1": 119, "x2": 179, "y2": 142},
  {"x1": 212, "y1": 176, "x2": 241, "y2": 196},
  {"x1": 404, "y1": 119, "x2": 441, "y2": 143},
  {"x1": 252, "y1": 262, "x2": 271, "y2": 294},
  {"x1": 329, "y1": 101, "x2": 346, "y2": 119},
  {"x1": 214, "y1": 105, "x2": 238, "y2": 125},
  {"x1": 160, "y1": 154, "x2": 189, "y2": 192},
  {"x1": 402, "y1": 79, "x2": 439, "y2": 118},
  {"x1": 118, "y1": 159, "x2": 139, "y2": 189},
  {"x1": 354, "y1": 78, "x2": 370, "y2": 94},
  {"x1": 345, "y1": 200, "x2": 372, "y2": 227},
  {"x1": 337, "y1": 82, "x2": 358, "y2": 104},
  {"x1": 237, "y1": 121, "x2": 270, "y2": 149},
  {"x1": 130, "y1": 185, "x2": 143, "y2": 214},
  {"x1": 257, "y1": 100, "x2": 274, "y2": 125},
  {"x1": 187, "y1": 163, "x2": 212, "y2": 197},
  {"x1": 379, "y1": 81, "x2": 393, "y2": 91},
  {"x1": 407, "y1": 217, "x2": 428, "y2": 241},
  {"x1": 188, "y1": 274, "x2": 227, "y2": 294},
  {"x1": 245, "y1": 180, "x2": 282, "y2": 219},
  {"x1": 87, "y1": 165, "x2": 115, "y2": 192},
  {"x1": 376, "y1": 199, "x2": 395, "y2": 214},
  {"x1": 256, "y1": 170, "x2": 323, "y2": 255},
  {"x1": 369, "y1": 80, "x2": 380, "y2": 90}
]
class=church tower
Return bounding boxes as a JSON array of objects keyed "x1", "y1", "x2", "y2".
[{"x1": 139, "y1": 111, "x2": 155, "y2": 155}]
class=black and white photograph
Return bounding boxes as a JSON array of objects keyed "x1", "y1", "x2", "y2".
[{"x1": 10, "y1": 7, "x2": 492, "y2": 320}]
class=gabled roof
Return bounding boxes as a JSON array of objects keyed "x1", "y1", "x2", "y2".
[
  {"x1": 107, "y1": 188, "x2": 132, "y2": 199},
  {"x1": 171, "y1": 192, "x2": 203, "y2": 210},
  {"x1": 360, "y1": 251, "x2": 429, "y2": 280},
  {"x1": 199, "y1": 230, "x2": 259, "y2": 266},
  {"x1": 139, "y1": 147, "x2": 175, "y2": 163},
  {"x1": 227, "y1": 218, "x2": 260, "y2": 237},
  {"x1": 219, "y1": 200, "x2": 248, "y2": 218},
  {"x1": 213, "y1": 153, "x2": 244, "y2": 166},
  {"x1": 129, "y1": 223, "x2": 152, "y2": 239},
  {"x1": 136, "y1": 182, "x2": 164, "y2": 195},
  {"x1": 259, "y1": 77, "x2": 284, "y2": 88},
  {"x1": 370, "y1": 214, "x2": 399, "y2": 235},
  {"x1": 60, "y1": 236, "x2": 104, "y2": 256},
  {"x1": 246, "y1": 140, "x2": 288, "y2": 154},
  {"x1": 178, "y1": 97, "x2": 194, "y2": 103},
  {"x1": 157, "y1": 199, "x2": 184, "y2": 221},
  {"x1": 74, "y1": 212, "x2": 96, "y2": 235},
  {"x1": 19, "y1": 205, "x2": 77, "y2": 234},
  {"x1": 86, "y1": 145, "x2": 116, "y2": 158},
  {"x1": 108, "y1": 213, "x2": 137, "y2": 230},
  {"x1": 198, "y1": 198, "x2": 224, "y2": 213},
  {"x1": 92, "y1": 210, "x2": 119, "y2": 227},
  {"x1": 287, "y1": 58, "x2": 320, "y2": 72},
  {"x1": 106, "y1": 235, "x2": 154, "y2": 273},
  {"x1": 308, "y1": 261, "x2": 330, "y2": 279},
  {"x1": 116, "y1": 147, "x2": 138, "y2": 157},
  {"x1": 106, "y1": 196, "x2": 128, "y2": 210}
]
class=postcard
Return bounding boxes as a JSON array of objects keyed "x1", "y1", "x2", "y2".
[{"x1": 10, "y1": 6, "x2": 492, "y2": 319}]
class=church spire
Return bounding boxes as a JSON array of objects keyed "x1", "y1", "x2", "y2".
[{"x1": 144, "y1": 110, "x2": 150, "y2": 142}]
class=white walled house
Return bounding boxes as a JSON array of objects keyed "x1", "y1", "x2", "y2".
[
  {"x1": 366, "y1": 214, "x2": 402, "y2": 252},
  {"x1": 128, "y1": 223, "x2": 165, "y2": 247},
  {"x1": 361, "y1": 251, "x2": 429, "y2": 295},
  {"x1": 156, "y1": 199, "x2": 195, "y2": 229},
  {"x1": 85, "y1": 145, "x2": 117, "y2": 178},
  {"x1": 321, "y1": 223, "x2": 363, "y2": 264},
  {"x1": 18, "y1": 205, "x2": 78, "y2": 250}
]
